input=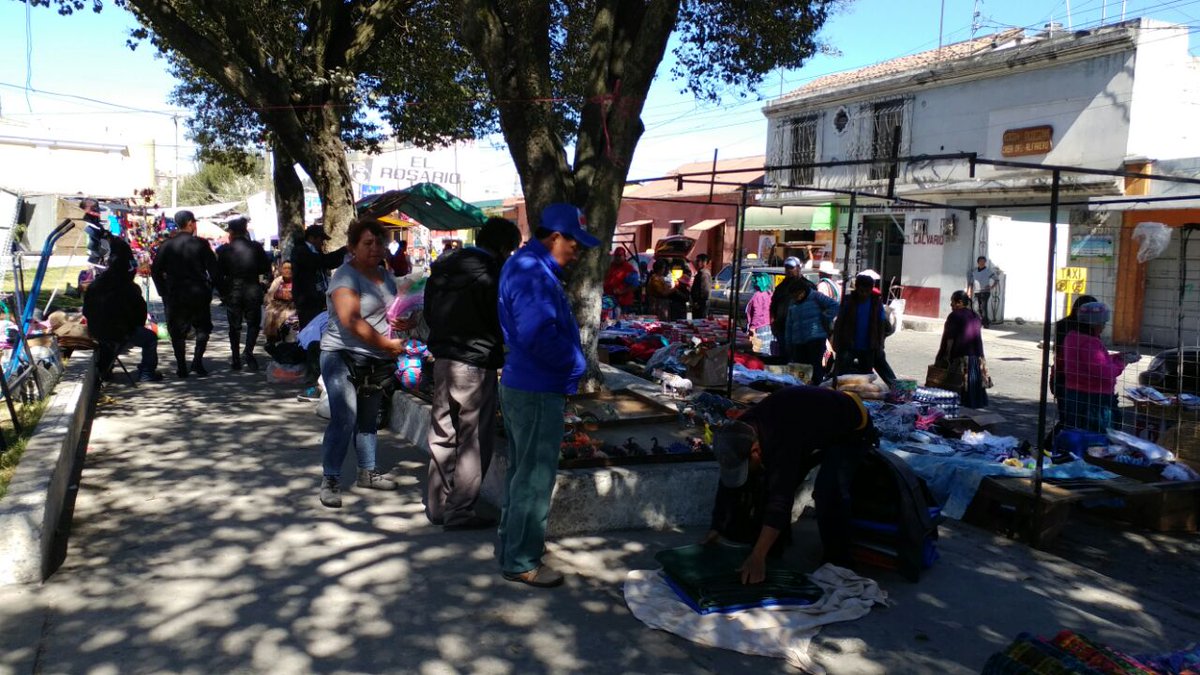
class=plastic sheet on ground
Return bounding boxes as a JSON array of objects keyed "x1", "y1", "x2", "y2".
[
  {"x1": 731, "y1": 363, "x2": 801, "y2": 387},
  {"x1": 883, "y1": 444, "x2": 1118, "y2": 520},
  {"x1": 624, "y1": 563, "x2": 888, "y2": 674}
]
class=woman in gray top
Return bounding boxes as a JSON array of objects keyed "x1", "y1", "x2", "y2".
[{"x1": 319, "y1": 218, "x2": 406, "y2": 508}]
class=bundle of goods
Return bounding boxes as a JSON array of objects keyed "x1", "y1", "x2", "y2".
[
  {"x1": 983, "y1": 630, "x2": 1183, "y2": 675},
  {"x1": 1083, "y1": 428, "x2": 1200, "y2": 482},
  {"x1": 395, "y1": 339, "x2": 430, "y2": 390},
  {"x1": 823, "y1": 373, "x2": 890, "y2": 401},
  {"x1": 912, "y1": 387, "x2": 960, "y2": 417},
  {"x1": 676, "y1": 391, "x2": 744, "y2": 428}
]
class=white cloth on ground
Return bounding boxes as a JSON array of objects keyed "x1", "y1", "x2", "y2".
[{"x1": 624, "y1": 563, "x2": 889, "y2": 673}]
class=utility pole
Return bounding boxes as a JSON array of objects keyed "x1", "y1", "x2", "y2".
[
  {"x1": 939, "y1": 0, "x2": 946, "y2": 50},
  {"x1": 171, "y1": 114, "x2": 179, "y2": 208},
  {"x1": 972, "y1": 0, "x2": 983, "y2": 37}
]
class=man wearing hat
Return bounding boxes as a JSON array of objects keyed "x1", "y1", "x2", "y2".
[
  {"x1": 769, "y1": 256, "x2": 808, "y2": 350},
  {"x1": 495, "y1": 202, "x2": 598, "y2": 588},
  {"x1": 151, "y1": 210, "x2": 221, "y2": 378},
  {"x1": 216, "y1": 217, "x2": 272, "y2": 372},
  {"x1": 708, "y1": 385, "x2": 874, "y2": 584}
]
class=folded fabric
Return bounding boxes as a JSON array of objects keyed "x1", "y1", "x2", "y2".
[{"x1": 654, "y1": 544, "x2": 823, "y2": 614}]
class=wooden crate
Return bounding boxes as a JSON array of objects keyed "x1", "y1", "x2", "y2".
[
  {"x1": 963, "y1": 477, "x2": 1083, "y2": 546},
  {"x1": 1083, "y1": 456, "x2": 1200, "y2": 532}
]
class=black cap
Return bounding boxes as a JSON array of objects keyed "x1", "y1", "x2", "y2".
[
  {"x1": 174, "y1": 210, "x2": 196, "y2": 228},
  {"x1": 304, "y1": 225, "x2": 331, "y2": 241},
  {"x1": 226, "y1": 216, "x2": 249, "y2": 234}
]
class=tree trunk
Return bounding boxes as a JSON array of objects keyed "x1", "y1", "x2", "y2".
[
  {"x1": 275, "y1": 107, "x2": 356, "y2": 249},
  {"x1": 273, "y1": 144, "x2": 306, "y2": 261}
]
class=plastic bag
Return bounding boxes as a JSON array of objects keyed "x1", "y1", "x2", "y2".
[
  {"x1": 266, "y1": 360, "x2": 307, "y2": 385},
  {"x1": 1132, "y1": 222, "x2": 1171, "y2": 263}
]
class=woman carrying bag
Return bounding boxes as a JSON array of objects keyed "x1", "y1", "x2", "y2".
[
  {"x1": 934, "y1": 291, "x2": 990, "y2": 408},
  {"x1": 318, "y1": 218, "x2": 407, "y2": 508}
]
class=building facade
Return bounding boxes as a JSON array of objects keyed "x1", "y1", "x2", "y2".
[{"x1": 761, "y1": 18, "x2": 1200, "y2": 338}]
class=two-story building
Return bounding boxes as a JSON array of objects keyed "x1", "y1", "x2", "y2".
[{"x1": 761, "y1": 18, "x2": 1200, "y2": 339}]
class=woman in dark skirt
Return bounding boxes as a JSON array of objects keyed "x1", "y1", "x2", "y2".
[{"x1": 935, "y1": 290, "x2": 989, "y2": 408}]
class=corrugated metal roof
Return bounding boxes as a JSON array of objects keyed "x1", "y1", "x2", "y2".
[{"x1": 626, "y1": 155, "x2": 766, "y2": 199}]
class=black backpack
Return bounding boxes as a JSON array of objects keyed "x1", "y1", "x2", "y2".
[{"x1": 849, "y1": 448, "x2": 942, "y2": 582}]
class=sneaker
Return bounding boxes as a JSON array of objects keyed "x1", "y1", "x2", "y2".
[
  {"x1": 137, "y1": 370, "x2": 164, "y2": 382},
  {"x1": 503, "y1": 564, "x2": 565, "y2": 588},
  {"x1": 356, "y1": 468, "x2": 397, "y2": 491},
  {"x1": 243, "y1": 353, "x2": 259, "y2": 372},
  {"x1": 190, "y1": 360, "x2": 209, "y2": 377},
  {"x1": 319, "y1": 477, "x2": 342, "y2": 508},
  {"x1": 297, "y1": 386, "x2": 321, "y2": 402}
]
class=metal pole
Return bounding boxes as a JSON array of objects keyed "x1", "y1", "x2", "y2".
[
  {"x1": 1176, "y1": 225, "x2": 1196, "y2": 451},
  {"x1": 886, "y1": 125, "x2": 902, "y2": 200},
  {"x1": 726, "y1": 187, "x2": 748, "y2": 397},
  {"x1": 708, "y1": 149, "x2": 719, "y2": 204},
  {"x1": 834, "y1": 193, "x2": 858, "y2": 390},
  {"x1": 172, "y1": 115, "x2": 179, "y2": 209},
  {"x1": 1032, "y1": 169, "x2": 1061, "y2": 547}
]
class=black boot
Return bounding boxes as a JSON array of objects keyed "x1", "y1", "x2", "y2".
[
  {"x1": 244, "y1": 322, "x2": 260, "y2": 372},
  {"x1": 171, "y1": 337, "x2": 189, "y2": 378},
  {"x1": 191, "y1": 333, "x2": 209, "y2": 377},
  {"x1": 230, "y1": 334, "x2": 242, "y2": 371}
]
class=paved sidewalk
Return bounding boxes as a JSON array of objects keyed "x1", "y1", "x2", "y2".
[{"x1": 2, "y1": 319, "x2": 1199, "y2": 674}]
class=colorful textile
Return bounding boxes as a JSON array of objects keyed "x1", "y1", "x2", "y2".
[{"x1": 654, "y1": 544, "x2": 823, "y2": 615}]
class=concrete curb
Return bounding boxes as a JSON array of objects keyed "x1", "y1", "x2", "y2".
[{"x1": 0, "y1": 357, "x2": 96, "y2": 586}]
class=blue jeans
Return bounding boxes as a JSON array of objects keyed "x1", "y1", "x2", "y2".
[
  {"x1": 320, "y1": 350, "x2": 385, "y2": 478},
  {"x1": 497, "y1": 384, "x2": 565, "y2": 575}
]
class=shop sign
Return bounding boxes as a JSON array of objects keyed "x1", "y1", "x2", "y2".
[
  {"x1": 1002, "y1": 125, "x2": 1053, "y2": 157},
  {"x1": 1069, "y1": 233, "x2": 1114, "y2": 261},
  {"x1": 1054, "y1": 266, "x2": 1087, "y2": 294}
]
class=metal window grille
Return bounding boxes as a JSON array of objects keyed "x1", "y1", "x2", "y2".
[
  {"x1": 869, "y1": 99, "x2": 904, "y2": 180},
  {"x1": 788, "y1": 115, "x2": 818, "y2": 187}
]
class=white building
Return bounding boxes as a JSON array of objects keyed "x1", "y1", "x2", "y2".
[
  {"x1": 761, "y1": 19, "x2": 1200, "y2": 327},
  {"x1": 0, "y1": 118, "x2": 156, "y2": 198}
]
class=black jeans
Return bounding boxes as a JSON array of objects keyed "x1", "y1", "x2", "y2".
[
  {"x1": 225, "y1": 284, "x2": 264, "y2": 358},
  {"x1": 812, "y1": 440, "x2": 869, "y2": 566},
  {"x1": 974, "y1": 291, "x2": 992, "y2": 326}
]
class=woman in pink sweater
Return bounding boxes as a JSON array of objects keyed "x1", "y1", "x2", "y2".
[
  {"x1": 745, "y1": 272, "x2": 775, "y2": 354},
  {"x1": 1060, "y1": 302, "x2": 1140, "y2": 432}
]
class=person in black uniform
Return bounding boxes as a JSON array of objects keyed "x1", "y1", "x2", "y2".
[
  {"x1": 151, "y1": 210, "x2": 221, "y2": 378},
  {"x1": 216, "y1": 217, "x2": 272, "y2": 372}
]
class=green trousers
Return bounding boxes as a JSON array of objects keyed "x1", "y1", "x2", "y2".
[{"x1": 497, "y1": 384, "x2": 565, "y2": 575}]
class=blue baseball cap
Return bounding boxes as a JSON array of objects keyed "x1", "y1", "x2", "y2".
[{"x1": 540, "y1": 203, "x2": 600, "y2": 249}]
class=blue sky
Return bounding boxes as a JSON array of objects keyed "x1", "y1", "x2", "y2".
[{"x1": 1, "y1": 0, "x2": 1198, "y2": 183}]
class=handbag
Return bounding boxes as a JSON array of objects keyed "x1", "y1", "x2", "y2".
[
  {"x1": 339, "y1": 351, "x2": 397, "y2": 395},
  {"x1": 925, "y1": 363, "x2": 958, "y2": 389},
  {"x1": 979, "y1": 356, "x2": 995, "y2": 389}
]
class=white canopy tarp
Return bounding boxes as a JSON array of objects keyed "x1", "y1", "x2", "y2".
[{"x1": 148, "y1": 200, "x2": 244, "y2": 219}]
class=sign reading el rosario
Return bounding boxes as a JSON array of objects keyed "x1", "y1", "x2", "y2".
[{"x1": 1002, "y1": 125, "x2": 1054, "y2": 157}]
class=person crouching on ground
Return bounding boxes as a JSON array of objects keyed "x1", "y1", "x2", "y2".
[
  {"x1": 318, "y1": 218, "x2": 407, "y2": 508},
  {"x1": 496, "y1": 203, "x2": 599, "y2": 588},
  {"x1": 1060, "y1": 302, "x2": 1139, "y2": 433},
  {"x1": 705, "y1": 385, "x2": 876, "y2": 583},
  {"x1": 423, "y1": 217, "x2": 521, "y2": 531},
  {"x1": 263, "y1": 262, "x2": 297, "y2": 345},
  {"x1": 934, "y1": 290, "x2": 989, "y2": 408},
  {"x1": 784, "y1": 279, "x2": 839, "y2": 384}
]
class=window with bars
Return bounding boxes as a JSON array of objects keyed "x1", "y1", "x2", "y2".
[
  {"x1": 869, "y1": 99, "x2": 905, "y2": 180},
  {"x1": 788, "y1": 115, "x2": 818, "y2": 187}
]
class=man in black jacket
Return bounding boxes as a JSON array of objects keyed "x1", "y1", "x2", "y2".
[
  {"x1": 423, "y1": 217, "x2": 521, "y2": 530},
  {"x1": 151, "y1": 210, "x2": 221, "y2": 378},
  {"x1": 83, "y1": 233, "x2": 161, "y2": 382},
  {"x1": 290, "y1": 225, "x2": 346, "y2": 332},
  {"x1": 216, "y1": 217, "x2": 272, "y2": 372}
]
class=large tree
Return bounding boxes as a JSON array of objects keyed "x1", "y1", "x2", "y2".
[
  {"x1": 457, "y1": 1, "x2": 838, "y2": 388},
  {"x1": 32, "y1": 0, "x2": 491, "y2": 244}
]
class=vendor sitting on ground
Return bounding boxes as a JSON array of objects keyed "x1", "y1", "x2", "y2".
[
  {"x1": 1060, "y1": 301, "x2": 1139, "y2": 432},
  {"x1": 705, "y1": 385, "x2": 876, "y2": 584}
]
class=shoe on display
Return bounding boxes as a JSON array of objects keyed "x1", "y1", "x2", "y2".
[{"x1": 356, "y1": 468, "x2": 397, "y2": 491}]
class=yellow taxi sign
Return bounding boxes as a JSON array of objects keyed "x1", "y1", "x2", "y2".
[{"x1": 1055, "y1": 266, "x2": 1087, "y2": 294}]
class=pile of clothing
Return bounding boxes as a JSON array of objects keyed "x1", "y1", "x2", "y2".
[
  {"x1": 825, "y1": 373, "x2": 890, "y2": 401},
  {"x1": 983, "y1": 630, "x2": 1198, "y2": 675}
]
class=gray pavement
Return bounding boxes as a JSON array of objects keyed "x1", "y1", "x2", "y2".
[{"x1": 2, "y1": 315, "x2": 1199, "y2": 674}]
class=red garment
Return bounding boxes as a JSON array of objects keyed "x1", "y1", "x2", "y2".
[
  {"x1": 604, "y1": 259, "x2": 636, "y2": 307},
  {"x1": 389, "y1": 251, "x2": 412, "y2": 276},
  {"x1": 734, "y1": 352, "x2": 765, "y2": 370}
]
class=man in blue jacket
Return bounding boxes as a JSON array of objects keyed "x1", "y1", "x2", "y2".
[{"x1": 496, "y1": 203, "x2": 599, "y2": 588}]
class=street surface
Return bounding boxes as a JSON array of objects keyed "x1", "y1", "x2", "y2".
[{"x1": 0, "y1": 313, "x2": 1197, "y2": 674}]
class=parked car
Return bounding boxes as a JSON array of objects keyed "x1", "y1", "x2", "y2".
[
  {"x1": 1139, "y1": 347, "x2": 1200, "y2": 395},
  {"x1": 709, "y1": 265, "x2": 843, "y2": 324}
]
